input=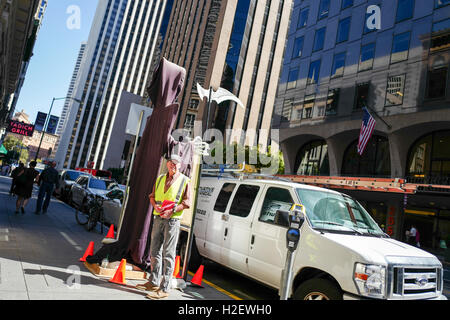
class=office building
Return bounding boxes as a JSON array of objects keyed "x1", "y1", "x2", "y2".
[
  {"x1": 58, "y1": 0, "x2": 173, "y2": 170},
  {"x1": 160, "y1": 0, "x2": 293, "y2": 150},
  {"x1": 273, "y1": 0, "x2": 450, "y2": 249}
]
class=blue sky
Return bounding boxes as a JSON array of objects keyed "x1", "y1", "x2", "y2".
[{"x1": 16, "y1": 0, "x2": 99, "y2": 124}]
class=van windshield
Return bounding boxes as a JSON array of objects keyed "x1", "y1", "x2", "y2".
[{"x1": 296, "y1": 188, "x2": 386, "y2": 237}]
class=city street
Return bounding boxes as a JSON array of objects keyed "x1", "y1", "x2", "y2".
[
  {"x1": 0, "y1": 175, "x2": 448, "y2": 300},
  {"x1": 0, "y1": 175, "x2": 233, "y2": 300}
]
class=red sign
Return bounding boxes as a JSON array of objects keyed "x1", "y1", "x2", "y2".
[{"x1": 7, "y1": 120, "x2": 35, "y2": 137}]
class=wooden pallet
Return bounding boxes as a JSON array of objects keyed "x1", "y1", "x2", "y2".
[{"x1": 84, "y1": 261, "x2": 148, "y2": 280}]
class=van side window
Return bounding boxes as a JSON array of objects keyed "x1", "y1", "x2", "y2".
[
  {"x1": 213, "y1": 183, "x2": 236, "y2": 212},
  {"x1": 229, "y1": 184, "x2": 260, "y2": 218},
  {"x1": 259, "y1": 187, "x2": 293, "y2": 226}
]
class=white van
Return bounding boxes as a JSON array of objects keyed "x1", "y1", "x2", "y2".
[{"x1": 188, "y1": 175, "x2": 446, "y2": 300}]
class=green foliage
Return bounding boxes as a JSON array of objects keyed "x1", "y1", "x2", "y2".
[{"x1": 2, "y1": 136, "x2": 29, "y2": 164}]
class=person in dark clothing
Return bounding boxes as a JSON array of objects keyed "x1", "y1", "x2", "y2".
[
  {"x1": 13, "y1": 161, "x2": 39, "y2": 214},
  {"x1": 35, "y1": 161, "x2": 59, "y2": 214},
  {"x1": 10, "y1": 162, "x2": 24, "y2": 195}
]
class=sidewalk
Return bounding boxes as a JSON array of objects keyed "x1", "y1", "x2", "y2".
[{"x1": 0, "y1": 176, "x2": 232, "y2": 300}]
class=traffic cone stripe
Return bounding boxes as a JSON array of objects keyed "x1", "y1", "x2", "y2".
[
  {"x1": 109, "y1": 259, "x2": 127, "y2": 285},
  {"x1": 79, "y1": 241, "x2": 94, "y2": 262}
]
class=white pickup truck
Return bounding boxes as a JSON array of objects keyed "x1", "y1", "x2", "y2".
[{"x1": 186, "y1": 175, "x2": 446, "y2": 300}]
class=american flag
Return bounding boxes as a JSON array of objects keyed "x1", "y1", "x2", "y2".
[{"x1": 357, "y1": 107, "x2": 376, "y2": 155}]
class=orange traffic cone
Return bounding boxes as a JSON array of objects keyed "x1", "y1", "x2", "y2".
[
  {"x1": 190, "y1": 265, "x2": 204, "y2": 287},
  {"x1": 79, "y1": 241, "x2": 94, "y2": 262},
  {"x1": 109, "y1": 259, "x2": 127, "y2": 285},
  {"x1": 106, "y1": 224, "x2": 115, "y2": 238},
  {"x1": 173, "y1": 256, "x2": 181, "y2": 278}
]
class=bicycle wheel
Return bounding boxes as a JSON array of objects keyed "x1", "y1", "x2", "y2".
[
  {"x1": 86, "y1": 208, "x2": 99, "y2": 231},
  {"x1": 75, "y1": 207, "x2": 89, "y2": 225}
]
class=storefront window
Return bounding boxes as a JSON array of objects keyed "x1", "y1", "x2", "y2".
[
  {"x1": 342, "y1": 135, "x2": 391, "y2": 177},
  {"x1": 407, "y1": 130, "x2": 450, "y2": 184},
  {"x1": 294, "y1": 140, "x2": 329, "y2": 176}
]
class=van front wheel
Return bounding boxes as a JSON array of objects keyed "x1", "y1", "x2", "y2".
[{"x1": 293, "y1": 278, "x2": 342, "y2": 300}]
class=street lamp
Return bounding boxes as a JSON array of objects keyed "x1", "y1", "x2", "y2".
[{"x1": 34, "y1": 96, "x2": 83, "y2": 161}]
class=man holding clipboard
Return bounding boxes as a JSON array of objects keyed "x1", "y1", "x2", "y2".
[{"x1": 137, "y1": 154, "x2": 191, "y2": 299}]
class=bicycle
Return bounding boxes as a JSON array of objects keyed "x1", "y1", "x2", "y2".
[{"x1": 75, "y1": 194, "x2": 105, "y2": 233}]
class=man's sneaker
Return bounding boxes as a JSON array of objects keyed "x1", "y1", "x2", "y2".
[
  {"x1": 135, "y1": 282, "x2": 159, "y2": 292},
  {"x1": 145, "y1": 289, "x2": 169, "y2": 300}
]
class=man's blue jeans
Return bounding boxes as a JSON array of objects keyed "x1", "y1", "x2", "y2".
[{"x1": 36, "y1": 182, "x2": 54, "y2": 213}]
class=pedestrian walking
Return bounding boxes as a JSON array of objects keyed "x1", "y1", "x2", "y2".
[
  {"x1": 10, "y1": 162, "x2": 24, "y2": 195},
  {"x1": 35, "y1": 160, "x2": 59, "y2": 214},
  {"x1": 135, "y1": 154, "x2": 191, "y2": 300},
  {"x1": 13, "y1": 161, "x2": 39, "y2": 214}
]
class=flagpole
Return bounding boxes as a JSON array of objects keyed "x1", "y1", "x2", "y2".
[{"x1": 364, "y1": 105, "x2": 391, "y2": 130}]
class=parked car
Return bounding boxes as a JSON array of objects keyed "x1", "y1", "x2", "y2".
[
  {"x1": 54, "y1": 169, "x2": 90, "y2": 201},
  {"x1": 69, "y1": 175, "x2": 117, "y2": 211},
  {"x1": 102, "y1": 188, "x2": 125, "y2": 226},
  {"x1": 185, "y1": 174, "x2": 446, "y2": 300}
]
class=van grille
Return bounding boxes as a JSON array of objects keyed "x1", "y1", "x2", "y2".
[{"x1": 390, "y1": 266, "x2": 442, "y2": 299}]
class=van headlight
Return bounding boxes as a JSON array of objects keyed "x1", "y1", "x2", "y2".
[{"x1": 354, "y1": 263, "x2": 386, "y2": 299}]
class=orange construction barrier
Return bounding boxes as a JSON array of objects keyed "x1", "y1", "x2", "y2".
[
  {"x1": 106, "y1": 224, "x2": 115, "y2": 239},
  {"x1": 79, "y1": 241, "x2": 94, "y2": 262},
  {"x1": 109, "y1": 259, "x2": 127, "y2": 285},
  {"x1": 190, "y1": 265, "x2": 204, "y2": 287}
]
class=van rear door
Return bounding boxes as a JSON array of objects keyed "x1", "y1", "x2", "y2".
[
  {"x1": 204, "y1": 182, "x2": 237, "y2": 263},
  {"x1": 221, "y1": 183, "x2": 262, "y2": 275},
  {"x1": 248, "y1": 185, "x2": 296, "y2": 289}
]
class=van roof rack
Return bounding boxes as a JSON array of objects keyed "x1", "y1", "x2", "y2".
[{"x1": 201, "y1": 166, "x2": 292, "y2": 183}]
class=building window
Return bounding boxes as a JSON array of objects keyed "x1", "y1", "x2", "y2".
[
  {"x1": 396, "y1": 0, "x2": 414, "y2": 23},
  {"x1": 303, "y1": 95, "x2": 315, "y2": 119},
  {"x1": 342, "y1": 0, "x2": 353, "y2": 9},
  {"x1": 354, "y1": 82, "x2": 370, "y2": 110},
  {"x1": 294, "y1": 140, "x2": 330, "y2": 176},
  {"x1": 297, "y1": 7, "x2": 309, "y2": 28},
  {"x1": 188, "y1": 99, "x2": 199, "y2": 110},
  {"x1": 385, "y1": 74, "x2": 406, "y2": 106},
  {"x1": 326, "y1": 88, "x2": 340, "y2": 115},
  {"x1": 431, "y1": 19, "x2": 450, "y2": 52},
  {"x1": 336, "y1": 17, "x2": 351, "y2": 43},
  {"x1": 359, "y1": 42, "x2": 375, "y2": 71},
  {"x1": 184, "y1": 113, "x2": 196, "y2": 132},
  {"x1": 407, "y1": 130, "x2": 450, "y2": 184},
  {"x1": 292, "y1": 36, "x2": 304, "y2": 58},
  {"x1": 391, "y1": 32, "x2": 410, "y2": 64},
  {"x1": 313, "y1": 27, "x2": 326, "y2": 52},
  {"x1": 435, "y1": 0, "x2": 450, "y2": 8},
  {"x1": 282, "y1": 99, "x2": 292, "y2": 121},
  {"x1": 291, "y1": 101, "x2": 303, "y2": 121},
  {"x1": 331, "y1": 52, "x2": 346, "y2": 78},
  {"x1": 307, "y1": 59, "x2": 321, "y2": 85},
  {"x1": 318, "y1": 0, "x2": 330, "y2": 20},
  {"x1": 426, "y1": 65, "x2": 447, "y2": 99},
  {"x1": 287, "y1": 68, "x2": 299, "y2": 90},
  {"x1": 342, "y1": 136, "x2": 391, "y2": 177}
]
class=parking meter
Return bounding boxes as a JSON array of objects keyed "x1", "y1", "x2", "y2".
[{"x1": 280, "y1": 204, "x2": 305, "y2": 300}]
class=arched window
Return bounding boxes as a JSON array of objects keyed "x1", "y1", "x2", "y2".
[
  {"x1": 407, "y1": 130, "x2": 450, "y2": 183},
  {"x1": 342, "y1": 135, "x2": 390, "y2": 177},
  {"x1": 294, "y1": 140, "x2": 329, "y2": 176}
]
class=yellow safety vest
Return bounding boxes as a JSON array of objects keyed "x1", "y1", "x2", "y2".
[{"x1": 153, "y1": 173, "x2": 189, "y2": 219}]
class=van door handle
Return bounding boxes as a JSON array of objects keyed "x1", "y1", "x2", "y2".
[
  {"x1": 251, "y1": 235, "x2": 255, "y2": 245},
  {"x1": 222, "y1": 214, "x2": 229, "y2": 221},
  {"x1": 224, "y1": 228, "x2": 228, "y2": 237}
]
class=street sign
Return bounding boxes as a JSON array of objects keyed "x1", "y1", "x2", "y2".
[{"x1": 6, "y1": 120, "x2": 35, "y2": 137}]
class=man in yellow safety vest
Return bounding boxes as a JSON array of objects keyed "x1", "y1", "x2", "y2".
[{"x1": 137, "y1": 154, "x2": 191, "y2": 299}]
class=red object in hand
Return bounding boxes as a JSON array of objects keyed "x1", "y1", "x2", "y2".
[{"x1": 160, "y1": 200, "x2": 175, "y2": 211}]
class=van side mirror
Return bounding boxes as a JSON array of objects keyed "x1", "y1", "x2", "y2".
[{"x1": 275, "y1": 210, "x2": 290, "y2": 228}]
